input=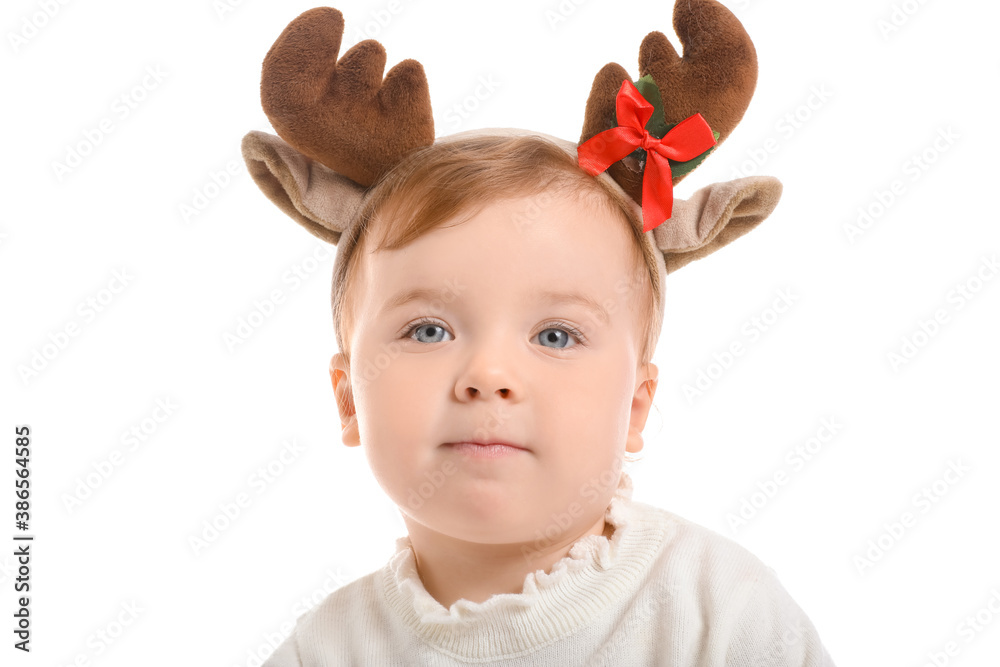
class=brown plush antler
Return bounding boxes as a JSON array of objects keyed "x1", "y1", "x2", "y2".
[
  {"x1": 580, "y1": 0, "x2": 758, "y2": 204},
  {"x1": 260, "y1": 7, "x2": 435, "y2": 187}
]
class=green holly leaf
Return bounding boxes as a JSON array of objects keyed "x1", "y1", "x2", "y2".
[{"x1": 634, "y1": 74, "x2": 669, "y2": 138}]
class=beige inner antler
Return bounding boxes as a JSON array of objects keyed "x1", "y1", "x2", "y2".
[{"x1": 242, "y1": 130, "x2": 366, "y2": 244}]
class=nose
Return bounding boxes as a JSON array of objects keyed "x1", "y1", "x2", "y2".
[{"x1": 455, "y1": 350, "x2": 519, "y2": 402}]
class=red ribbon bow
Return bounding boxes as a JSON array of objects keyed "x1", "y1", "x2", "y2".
[{"x1": 577, "y1": 79, "x2": 717, "y2": 232}]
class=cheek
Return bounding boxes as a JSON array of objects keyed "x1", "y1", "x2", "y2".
[
  {"x1": 352, "y1": 354, "x2": 438, "y2": 450},
  {"x1": 350, "y1": 360, "x2": 432, "y2": 501},
  {"x1": 537, "y1": 355, "x2": 635, "y2": 447}
]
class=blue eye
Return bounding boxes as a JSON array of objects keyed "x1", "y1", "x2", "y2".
[
  {"x1": 400, "y1": 318, "x2": 587, "y2": 348},
  {"x1": 406, "y1": 319, "x2": 452, "y2": 344},
  {"x1": 537, "y1": 326, "x2": 580, "y2": 349}
]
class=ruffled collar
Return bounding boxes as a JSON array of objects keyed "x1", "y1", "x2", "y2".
[{"x1": 379, "y1": 470, "x2": 669, "y2": 660}]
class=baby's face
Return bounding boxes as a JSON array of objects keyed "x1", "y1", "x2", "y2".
[{"x1": 332, "y1": 190, "x2": 657, "y2": 547}]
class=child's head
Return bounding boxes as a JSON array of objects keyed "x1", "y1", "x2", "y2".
[
  {"x1": 326, "y1": 131, "x2": 662, "y2": 547},
  {"x1": 241, "y1": 1, "x2": 783, "y2": 550}
]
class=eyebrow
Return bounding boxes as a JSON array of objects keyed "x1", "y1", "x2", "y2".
[{"x1": 381, "y1": 287, "x2": 610, "y2": 323}]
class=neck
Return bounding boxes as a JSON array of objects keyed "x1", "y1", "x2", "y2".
[{"x1": 403, "y1": 514, "x2": 612, "y2": 609}]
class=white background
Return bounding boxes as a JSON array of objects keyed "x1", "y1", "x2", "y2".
[{"x1": 3, "y1": 0, "x2": 999, "y2": 665}]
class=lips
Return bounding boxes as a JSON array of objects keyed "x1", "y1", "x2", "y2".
[
  {"x1": 444, "y1": 440, "x2": 528, "y2": 451},
  {"x1": 444, "y1": 440, "x2": 529, "y2": 459}
]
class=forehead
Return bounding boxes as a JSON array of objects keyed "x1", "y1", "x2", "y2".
[{"x1": 359, "y1": 191, "x2": 638, "y2": 309}]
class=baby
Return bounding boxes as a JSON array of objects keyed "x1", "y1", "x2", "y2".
[{"x1": 243, "y1": 2, "x2": 835, "y2": 665}]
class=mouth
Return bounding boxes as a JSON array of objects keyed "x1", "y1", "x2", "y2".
[{"x1": 443, "y1": 441, "x2": 530, "y2": 458}]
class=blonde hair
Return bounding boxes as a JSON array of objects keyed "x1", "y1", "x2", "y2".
[{"x1": 332, "y1": 134, "x2": 662, "y2": 367}]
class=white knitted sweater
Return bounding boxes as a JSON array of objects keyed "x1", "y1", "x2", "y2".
[{"x1": 264, "y1": 473, "x2": 835, "y2": 666}]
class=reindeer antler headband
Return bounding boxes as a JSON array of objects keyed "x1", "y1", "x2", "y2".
[{"x1": 241, "y1": 0, "x2": 782, "y2": 324}]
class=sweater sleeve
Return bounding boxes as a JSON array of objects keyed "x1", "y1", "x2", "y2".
[
  {"x1": 263, "y1": 631, "x2": 302, "y2": 667},
  {"x1": 725, "y1": 567, "x2": 835, "y2": 666}
]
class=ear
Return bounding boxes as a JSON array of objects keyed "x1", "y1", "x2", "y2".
[
  {"x1": 654, "y1": 175, "x2": 783, "y2": 273},
  {"x1": 329, "y1": 352, "x2": 361, "y2": 447},
  {"x1": 626, "y1": 362, "x2": 659, "y2": 454},
  {"x1": 241, "y1": 130, "x2": 366, "y2": 244}
]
